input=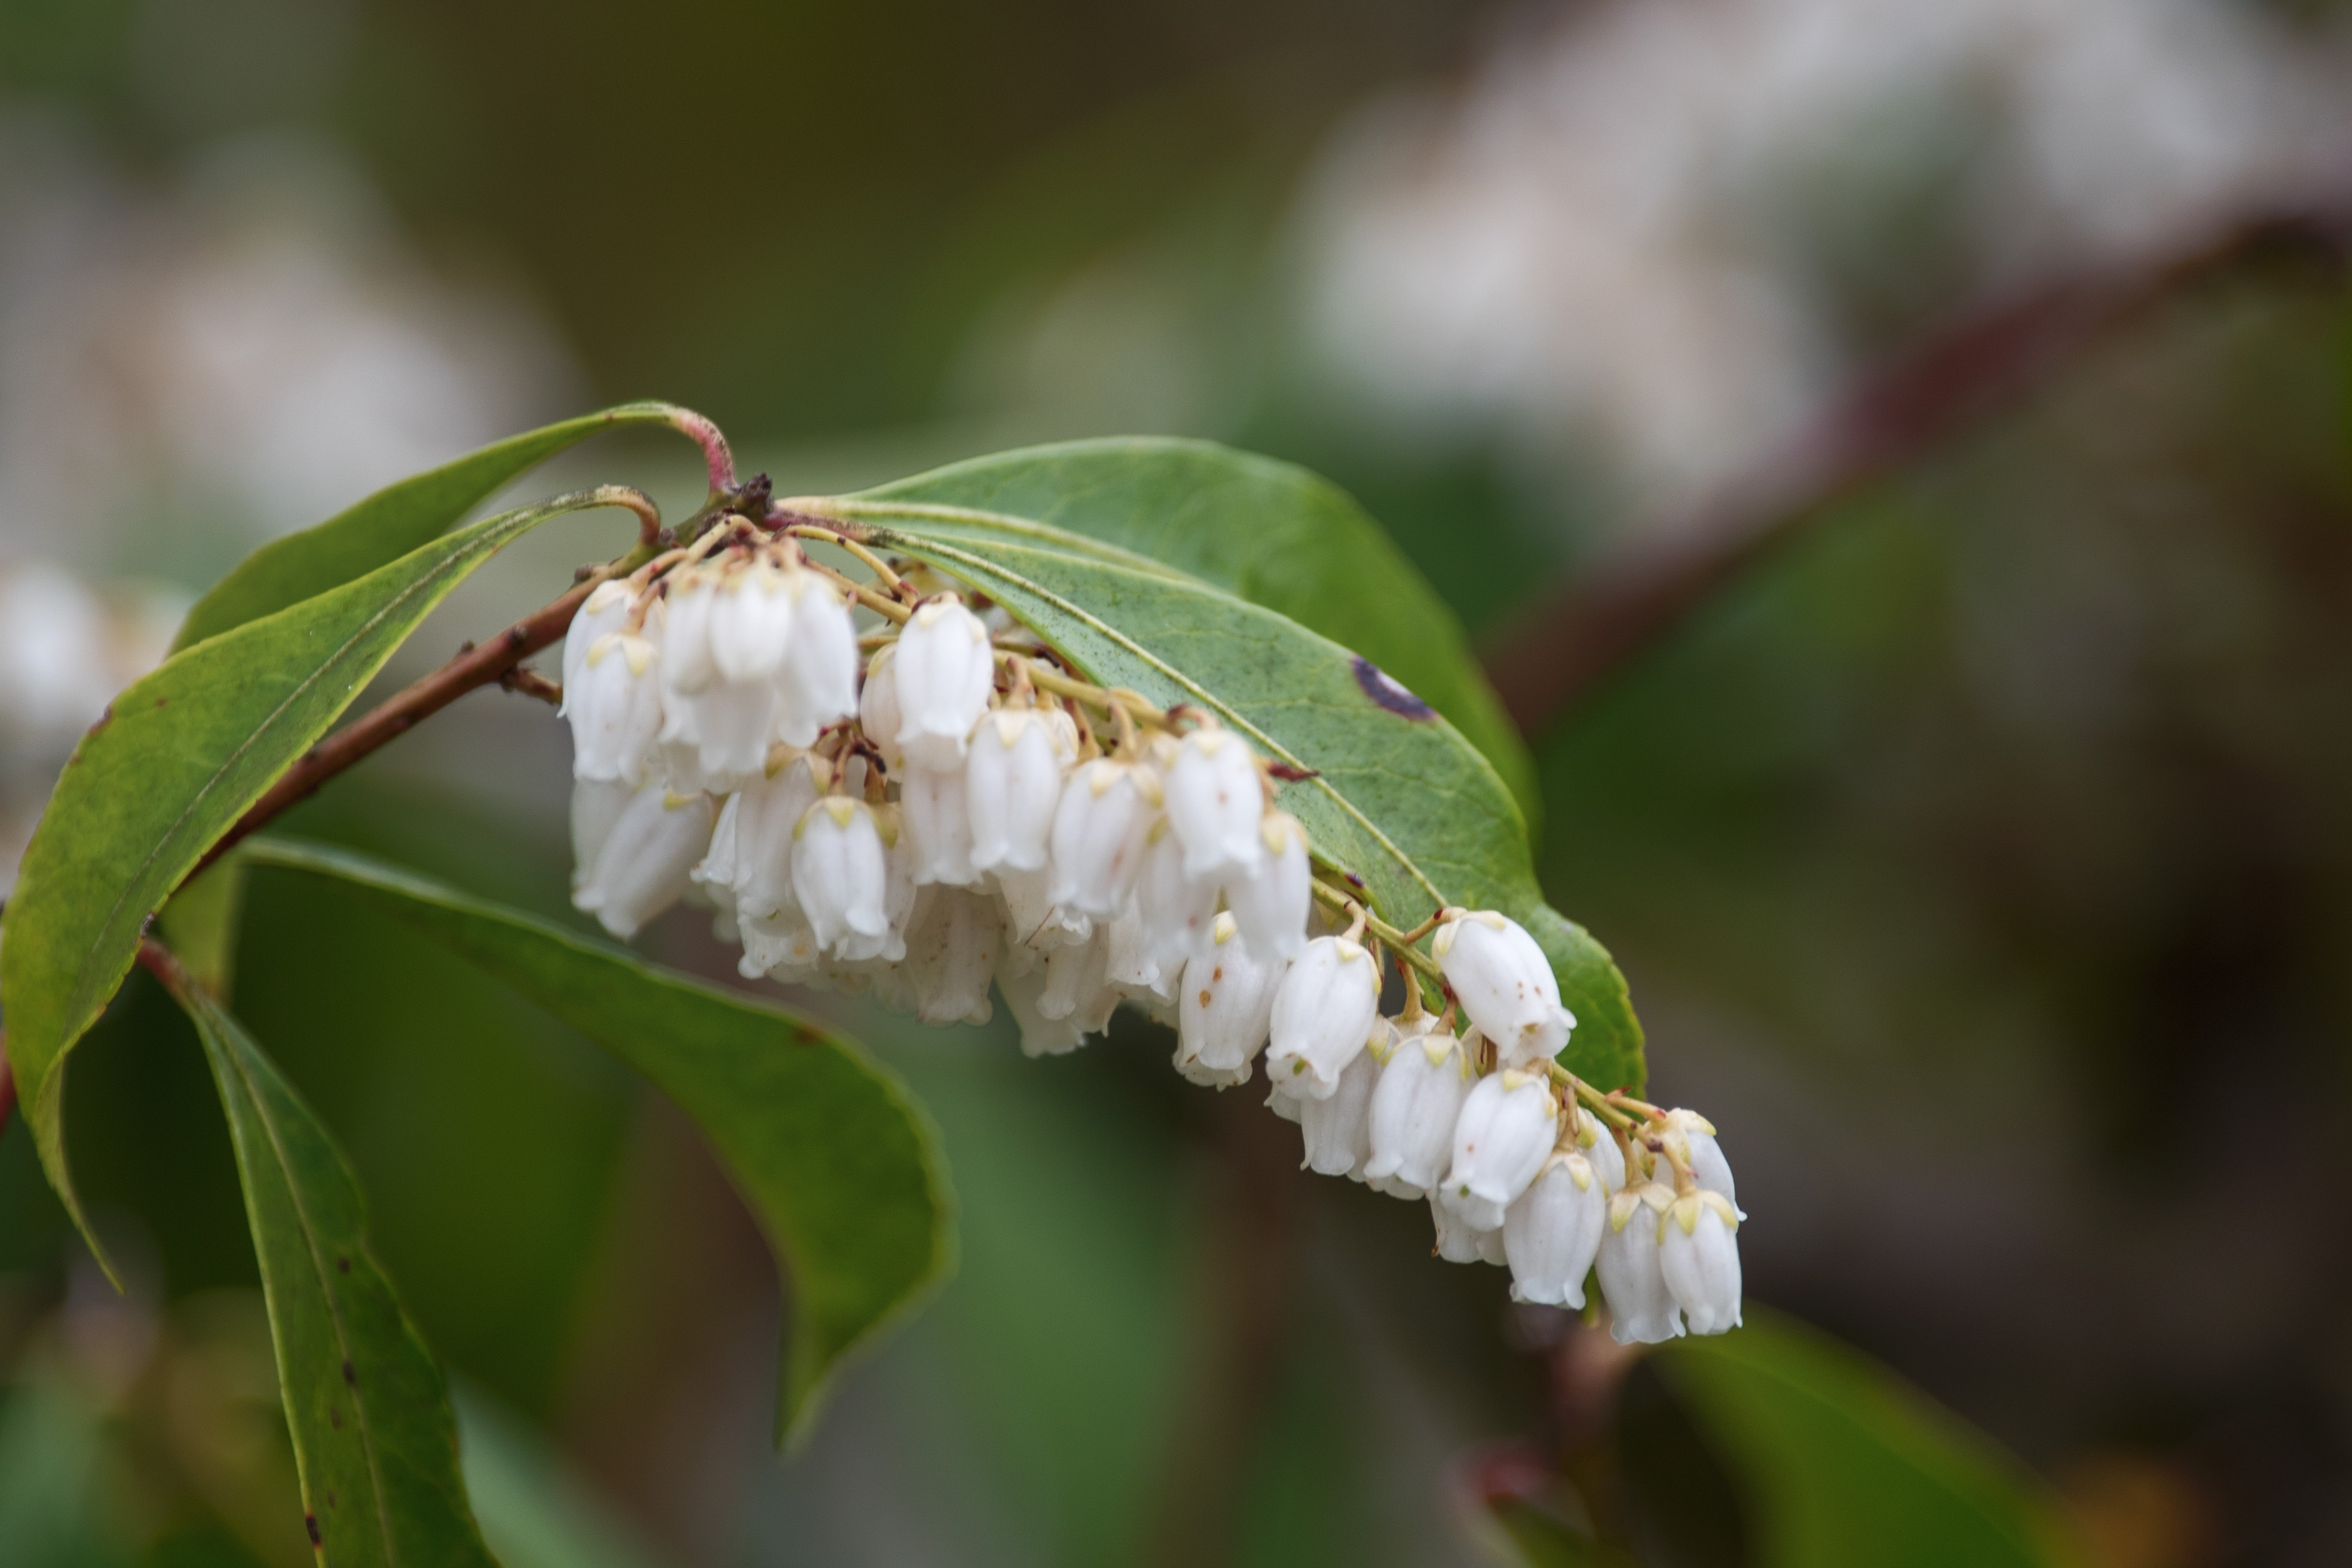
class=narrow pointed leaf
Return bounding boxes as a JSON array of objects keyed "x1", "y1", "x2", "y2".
[
  {"x1": 147, "y1": 948, "x2": 500, "y2": 1568},
  {"x1": 244, "y1": 837, "x2": 953, "y2": 1442},
  {"x1": 0, "y1": 491, "x2": 642, "y2": 1251},
  {"x1": 1656, "y1": 1310, "x2": 2086, "y2": 1567},
  {"x1": 174, "y1": 401, "x2": 716, "y2": 651},
  {"x1": 803, "y1": 463, "x2": 1643, "y2": 1088},
  {"x1": 836, "y1": 438, "x2": 1538, "y2": 820}
]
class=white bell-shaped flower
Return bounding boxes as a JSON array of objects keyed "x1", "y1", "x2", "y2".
[
  {"x1": 1362, "y1": 1020, "x2": 1475, "y2": 1196},
  {"x1": 563, "y1": 579, "x2": 632, "y2": 688},
  {"x1": 835, "y1": 808, "x2": 918, "y2": 965},
  {"x1": 1598, "y1": 1183, "x2": 1684, "y2": 1344},
  {"x1": 1038, "y1": 922, "x2": 1111, "y2": 1021},
  {"x1": 1658, "y1": 1108, "x2": 1741, "y2": 1218},
  {"x1": 1503, "y1": 1151, "x2": 1607, "y2": 1307},
  {"x1": 966, "y1": 707, "x2": 1069, "y2": 873},
  {"x1": 1163, "y1": 725, "x2": 1266, "y2": 880},
  {"x1": 1264, "y1": 935, "x2": 1382, "y2": 1102},
  {"x1": 569, "y1": 779, "x2": 633, "y2": 891},
  {"x1": 659, "y1": 673, "x2": 777, "y2": 794},
  {"x1": 660, "y1": 568, "x2": 719, "y2": 696},
  {"x1": 892, "y1": 593, "x2": 996, "y2": 770},
  {"x1": 1299, "y1": 1043, "x2": 1381, "y2": 1178},
  {"x1": 1430, "y1": 1196, "x2": 1503, "y2": 1266},
  {"x1": 901, "y1": 762, "x2": 980, "y2": 887},
  {"x1": 709, "y1": 559, "x2": 795, "y2": 683},
  {"x1": 1224, "y1": 811, "x2": 1310, "y2": 963},
  {"x1": 1174, "y1": 912, "x2": 1285, "y2": 1088},
  {"x1": 1658, "y1": 1192, "x2": 1742, "y2": 1336},
  {"x1": 790, "y1": 797, "x2": 889, "y2": 956},
  {"x1": 564, "y1": 623, "x2": 664, "y2": 785},
  {"x1": 998, "y1": 961, "x2": 1088, "y2": 1056},
  {"x1": 1437, "y1": 1070, "x2": 1560, "y2": 1230},
  {"x1": 776, "y1": 571, "x2": 859, "y2": 746},
  {"x1": 858, "y1": 642, "x2": 905, "y2": 771},
  {"x1": 1433, "y1": 911, "x2": 1576, "y2": 1068},
  {"x1": 573, "y1": 786, "x2": 716, "y2": 939},
  {"x1": 1105, "y1": 905, "x2": 1177, "y2": 1009},
  {"x1": 722, "y1": 755, "x2": 822, "y2": 923},
  {"x1": 1571, "y1": 1109, "x2": 1630, "y2": 1194},
  {"x1": 904, "y1": 887, "x2": 999, "y2": 1025},
  {"x1": 991, "y1": 863, "x2": 1091, "y2": 957},
  {"x1": 1047, "y1": 759, "x2": 1159, "y2": 918},
  {"x1": 739, "y1": 906, "x2": 821, "y2": 981},
  {"x1": 691, "y1": 789, "x2": 741, "y2": 902},
  {"x1": 1135, "y1": 821, "x2": 1219, "y2": 979}
]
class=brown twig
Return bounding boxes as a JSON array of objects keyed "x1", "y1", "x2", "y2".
[
  {"x1": 498, "y1": 666, "x2": 564, "y2": 706},
  {"x1": 187, "y1": 577, "x2": 602, "y2": 881},
  {"x1": 1481, "y1": 188, "x2": 2352, "y2": 734}
]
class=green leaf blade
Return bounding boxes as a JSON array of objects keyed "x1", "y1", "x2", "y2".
[
  {"x1": 0, "y1": 491, "x2": 635, "y2": 1247},
  {"x1": 244, "y1": 838, "x2": 953, "y2": 1442},
  {"x1": 174, "y1": 402, "x2": 710, "y2": 652},
  {"x1": 157, "y1": 958, "x2": 499, "y2": 1568}
]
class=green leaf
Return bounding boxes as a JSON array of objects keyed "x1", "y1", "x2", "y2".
[
  {"x1": 801, "y1": 448, "x2": 1643, "y2": 1088},
  {"x1": 156, "y1": 854, "x2": 249, "y2": 1003},
  {"x1": 243, "y1": 837, "x2": 953, "y2": 1442},
  {"x1": 833, "y1": 437, "x2": 1538, "y2": 822},
  {"x1": 174, "y1": 402, "x2": 715, "y2": 652},
  {"x1": 0, "y1": 489, "x2": 641, "y2": 1255},
  {"x1": 1654, "y1": 1309, "x2": 2086, "y2": 1568},
  {"x1": 146, "y1": 948, "x2": 500, "y2": 1568}
]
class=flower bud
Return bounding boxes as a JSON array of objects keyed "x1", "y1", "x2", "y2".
[
  {"x1": 1437, "y1": 1070, "x2": 1560, "y2": 1230},
  {"x1": 1299, "y1": 1043, "x2": 1380, "y2": 1178},
  {"x1": 709, "y1": 559, "x2": 795, "y2": 683},
  {"x1": 1430, "y1": 1196, "x2": 1505, "y2": 1266},
  {"x1": 1224, "y1": 811, "x2": 1310, "y2": 963},
  {"x1": 1265, "y1": 936, "x2": 1383, "y2": 1102},
  {"x1": 790, "y1": 797, "x2": 889, "y2": 956},
  {"x1": 1175, "y1": 912, "x2": 1285, "y2": 1088},
  {"x1": 660, "y1": 569, "x2": 719, "y2": 696},
  {"x1": 1047, "y1": 759, "x2": 1159, "y2": 918},
  {"x1": 1658, "y1": 1192, "x2": 1742, "y2": 1336},
  {"x1": 967, "y1": 707, "x2": 1071, "y2": 874},
  {"x1": 1503, "y1": 1151, "x2": 1607, "y2": 1308},
  {"x1": 573, "y1": 786, "x2": 716, "y2": 939},
  {"x1": 904, "y1": 887, "x2": 1000, "y2": 1025},
  {"x1": 1362, "y1": 1021, "x2": 1476, "y2": 1196},
  {"x1": 998, "y1": 960, "x2": 1088, "y2": 1057},
  {"x1": 1432, "y1": 911, "x2": 1576, "y2": 1068},
  {"x1": 893, "y1": 593, "x2": 996, "y2": 770},
  {"x1": 776, "y1": 572, "x2": 859, "y2": 746},
  {"x1": 858, "y1": 642, "x2": 905, "y2": 771},
  {"x1": 901, "y1": 762, "x2": 980, "y2": 887},
  {"x1": 1163, "y1": 726, "x2": 1266, "y2": 879},
  {"x1": 1597, "y1": 1182, "x2": 1683, "y2": 1345}
]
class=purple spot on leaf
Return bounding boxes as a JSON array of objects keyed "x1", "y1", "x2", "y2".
[{"x1": 1352, "y1": 657, "x2": 1434, "y2": 721}]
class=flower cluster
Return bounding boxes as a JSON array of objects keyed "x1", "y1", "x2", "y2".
[{"x1": 557, "y1": 515, "x2": 1741, "y2": 1340}]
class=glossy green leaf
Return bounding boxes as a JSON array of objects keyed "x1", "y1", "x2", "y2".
[
  {"x1": 149, "y1": 950, "x2": 500, "y2": 1568},
  {"x1": 1655, "y1": 1309, "x2": 2085, "y2": 1568},
  {"x1": 174, "y1": 401, "x2": 715, "y2": 651},
  {"x1": 833, "y1": 437, "x2": 1538, "y2": 820},
  {"x1": 243, "y1": 837, "x2": 953, "y2": 1442},
  {"x1": 801, "y1": 452, "x2": 1643, "y2": 1088},
  {"x1": 0, "y1": 490, "x2": 642, "y2": 1253}
]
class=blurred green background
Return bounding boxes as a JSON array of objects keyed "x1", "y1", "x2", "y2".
[{"x1": 4, "y1": 0, "x2": 2351, "y2": 1563}]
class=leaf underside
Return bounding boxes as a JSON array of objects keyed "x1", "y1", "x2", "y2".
[
  {"x1": 160, "y1": 963, "x2": 500, "y2": 1568},
  {"x1": 817, "y1": 445, "x2": 1643, "y2": 1088},
  {"x1": 0, "y1": 491, "x2": 642, "y2": 1258},
  {"x1": 242, "y1": 838, "x2": 953, "y2": 1443}
]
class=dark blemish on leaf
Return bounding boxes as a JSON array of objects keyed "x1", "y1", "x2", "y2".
[
  {"x1": 88, "y1": 705, "x2": 113, "y2": 734},
  {"x1": 336, "y1": 1255, "x2": 350, "y2": 1273},
  {"x1": 154, "y1": 696, "x2": 167, "y2": 708},
  {"x1": 327, "y1": 1490, "x2": 336, "y2": 1508},
  {"x1": 342, "y1": 1359, "x2": 356, "y2": 1386},
  {"x1": 1352, "y1": 658, "x2": 1434, "y2": 721},
  {"x1": 330, "y1": 1406, "x2": 341, "y2": 1429},
  {"x1": 305, "y1": 1514, "x2": 321, "y2": 1545}
]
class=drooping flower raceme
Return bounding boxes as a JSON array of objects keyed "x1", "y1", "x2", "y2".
[{"x1": 546, "y1": 511, "x2": 1742, "y2": 1348}]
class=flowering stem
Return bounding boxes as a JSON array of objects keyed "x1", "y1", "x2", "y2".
[
  {"x1": 1545, "y1": 1064, "x2": 1647, "y2": 1132},
  {"x1": 780, "y1": 523, "x2": 911, "y2": 599},
  {"x1": 1307, "y1": 881, "x2": 1443, "y2": 984},
  {"x1": 804, "y1": 558, "x2": 913, "y2": 624},
  {"x1": 997, "y1": 653, "x2": 1169, "y2": 731}
]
